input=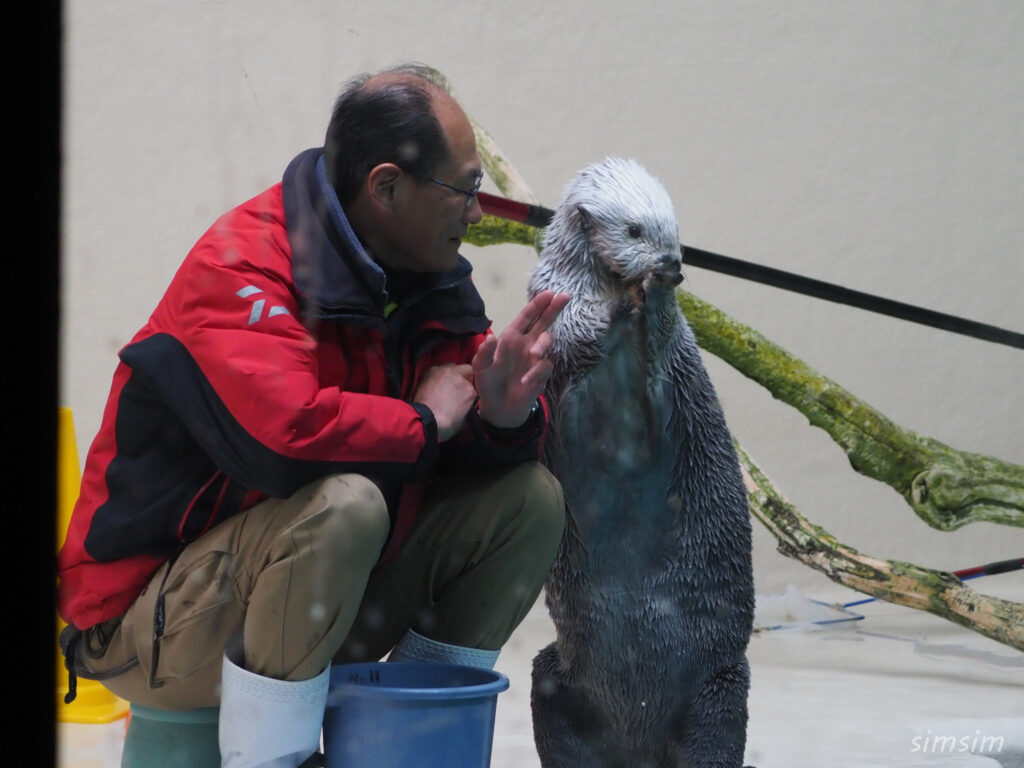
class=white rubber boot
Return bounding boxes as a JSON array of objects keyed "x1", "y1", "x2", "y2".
[{"x1": 219, "y1": 654, "x2": 329, "y2": 768}]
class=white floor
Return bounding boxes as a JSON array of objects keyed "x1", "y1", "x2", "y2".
[{"x1": 58, "y1": 581, "x2": 1024, "y2": 768}]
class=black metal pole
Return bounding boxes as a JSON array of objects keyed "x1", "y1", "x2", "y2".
[{"x1": 477, "y1": 192, "x2": 1024, "y2": 350}]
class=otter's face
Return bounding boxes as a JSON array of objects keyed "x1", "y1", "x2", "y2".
[
  {"x1": 564, "y1": 157, "x2": 683, "y2": 299},
  {"x1": 581, "y1": 208, "x2": 682, "y2": 291}
]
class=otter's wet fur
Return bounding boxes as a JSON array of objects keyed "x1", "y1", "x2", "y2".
[{"x1": 528, "y1": 157, "x2": 754, "y2": 768}]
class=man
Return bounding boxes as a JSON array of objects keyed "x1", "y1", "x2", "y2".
[{"x1": 58, "y1": 64, "x2": 569, "y2": 767}]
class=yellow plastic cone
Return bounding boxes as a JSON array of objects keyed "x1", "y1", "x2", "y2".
[{"x1": 56, "y1": 406, "x2": 130, "y2": 724}]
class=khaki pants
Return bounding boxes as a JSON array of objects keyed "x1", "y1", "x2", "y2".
[{"x1": 78, "y1": 462, "x2": 563, "y2": 710}]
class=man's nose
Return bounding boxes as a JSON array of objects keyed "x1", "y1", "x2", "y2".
[{"x1": 463, "y1": 195, "x2": 484, "y2": 225}]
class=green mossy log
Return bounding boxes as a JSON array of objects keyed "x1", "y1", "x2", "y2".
[
  {"x1": 740, "y1": 444, "x2": 1024, "y2": 650},
  {"x1": 466, "y1": 216, "x2": 539, "y2": 249},
  {"x1": 677, "y1": 291, "x2": 1024, "y2": 533}
]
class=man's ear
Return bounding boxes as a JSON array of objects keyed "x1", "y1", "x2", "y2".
[{"x1": 365, "y1": 162, "x2": 403, "y2": 208}]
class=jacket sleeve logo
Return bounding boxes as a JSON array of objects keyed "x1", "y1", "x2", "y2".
[{"x1": 236, "y1": 285, "x2": 291, "y2": 325}]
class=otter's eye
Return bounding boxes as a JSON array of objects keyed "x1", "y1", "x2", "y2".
[{"x1": 627, "y1": 224, "x2": 642, "y2": 238}]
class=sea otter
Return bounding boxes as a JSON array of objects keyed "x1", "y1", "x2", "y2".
[{"x1": 528, "y1": 157, "x2": 754, "y2": 768}]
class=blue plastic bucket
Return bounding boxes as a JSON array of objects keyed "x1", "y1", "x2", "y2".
[{"x1": 323, "y1": 662, "x2": 509, "y2": 768}]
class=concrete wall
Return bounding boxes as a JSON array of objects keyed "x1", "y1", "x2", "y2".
[{"x1": 63, "y1": 1, "x2": 1024, "y2": 595}]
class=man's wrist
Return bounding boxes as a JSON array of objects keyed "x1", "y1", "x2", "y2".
[
  {"x1": 477, "y1": 398, "x2": 541, "y2": 440},
  {"x1": 411, "y1": 401, "x2": 445, "y2": 445}
]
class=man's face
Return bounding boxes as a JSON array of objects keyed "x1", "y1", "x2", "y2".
[{"x1": 388, "y1": 98, "x2": 484, "y2": 273}]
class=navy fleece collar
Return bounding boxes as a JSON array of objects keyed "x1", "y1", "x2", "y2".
[{"x1": 282, "y1": 147, "x2": 472, "y2": 319}]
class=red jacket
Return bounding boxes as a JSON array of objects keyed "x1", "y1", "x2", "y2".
[{"x1": 58, "y1": 149, "x2": 546, "y2": 630}]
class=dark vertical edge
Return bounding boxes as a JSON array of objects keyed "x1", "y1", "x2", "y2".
[{"x1": 8, "y1": 2, "x2": 61, "y2": 763}]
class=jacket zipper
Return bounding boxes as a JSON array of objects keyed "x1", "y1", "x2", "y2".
[
  {"x1": 383, "y1": 276, "x2": 467, "y2": 400},
  {"x1": 384, "y1": 330, "x2": 403, "y2": 398}
]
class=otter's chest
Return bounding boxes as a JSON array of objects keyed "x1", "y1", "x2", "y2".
[{"x1": 554, "y1": 312, "x2": 678, "y2": 482}]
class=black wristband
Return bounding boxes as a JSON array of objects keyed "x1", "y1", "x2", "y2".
[{"x1": 477, "y1": 398, "x2": 542, "y2": 441}]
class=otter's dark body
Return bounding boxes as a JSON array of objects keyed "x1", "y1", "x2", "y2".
[{"x1": 528, "y1": 158, "x2": 754, "y2": 768}]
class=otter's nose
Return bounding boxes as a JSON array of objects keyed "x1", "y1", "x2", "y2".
[{"x1": 654, "y1": 254, "x2": 684, "y2": 286}]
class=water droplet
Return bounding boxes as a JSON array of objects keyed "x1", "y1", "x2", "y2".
[{"x1": 537, "y1": 675, "x2": 558, "y2": 697}]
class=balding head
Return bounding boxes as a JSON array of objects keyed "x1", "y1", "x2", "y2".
[
  {"x1": 323, "y1": 64, "x2": 457, "y2": 205},
  {"x1": 358, "y1": 67, "x2": 448, "y2": 101}
]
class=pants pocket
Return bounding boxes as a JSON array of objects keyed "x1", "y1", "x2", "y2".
[{"x1": 151, "y1": 549, "x2": 245, "y2": 682}]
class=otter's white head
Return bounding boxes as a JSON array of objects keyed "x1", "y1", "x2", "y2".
[{"x1": 532, "y1": 157, "x2": 681, "y2": 301}]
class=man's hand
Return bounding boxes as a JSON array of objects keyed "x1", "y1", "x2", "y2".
[
  {"x1": 473, "y1": 290, "x2": 571, "y2": 429},
  {"x1": 413, "y1": 363, "x2": 476, "y2": 442}
]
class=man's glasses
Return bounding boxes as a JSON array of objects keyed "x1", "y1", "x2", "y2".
[{"x1": 415, "y1": 173, "x2": 483, "y2": 211}]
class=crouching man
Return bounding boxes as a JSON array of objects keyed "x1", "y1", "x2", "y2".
[{"x1": 58, "y1": 64, "x2": 569, "y2": 768}]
